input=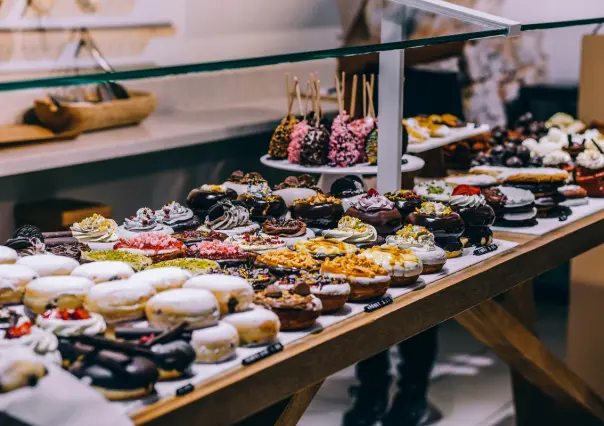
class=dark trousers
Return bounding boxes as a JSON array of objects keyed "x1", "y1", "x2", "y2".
[{"x1": 356, "y1": 326, "x2": 439, "y2": 394}]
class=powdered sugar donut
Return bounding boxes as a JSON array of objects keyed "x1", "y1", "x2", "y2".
[
  {"x1": 183, "y1": 274, "x2": 254, "y2": 315},
  {"x1": 24, "y1": 276, "x2": 94, "y2": 314},
  {"x1": 222, "y1": 305, "x2": 280, "y2": 347},
  {"x1": 0, "y1": 246, "x2": 18, "y2": 265},
  {"x1": 190, "y1": 322, "x2": 239, "y2": 363},
  {"x1": 71, "y1": 261, "x2": 135, "y2": 284},
  {"x1": 85, "y1": 280, "x2": 155, "y2": 323},
  {"x1": 17, "y1": 254, "x2": 79, "y2": 277},
  {"x1": 145, "y1": 288, "x2": 220, "y2": 329},
  {"x1": 129, "y1": 267, "x2": 192, "y2": 292},
  {"x1": 0, "y1": 264, "x2": 39, "y2": 305}
]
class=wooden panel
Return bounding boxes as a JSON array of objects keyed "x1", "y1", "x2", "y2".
[
  {"x1": 135, "y1": 210, "x2": 604, "y2": 426},
  {"x1": 456, "y1": 299, "x2": 604, "y2": 425}
]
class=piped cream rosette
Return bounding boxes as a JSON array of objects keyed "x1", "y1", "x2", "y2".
[{"x1": 385, "y1": 225, "x2": 447, "y2": 274}]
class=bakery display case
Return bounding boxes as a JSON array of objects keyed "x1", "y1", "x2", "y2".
[{"x1": 1, "y1": 1, "x2": 604, "y2": 425}]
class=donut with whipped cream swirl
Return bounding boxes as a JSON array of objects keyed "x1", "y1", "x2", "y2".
[
  {"x1": 155, "y1": 201, "x2": 200, "y2": 231},
  {"x1": 345, "y1": 189, "x2": 403, "y2": 236},
  {"x1": 199, "y1": 200, "x2": 260, "y2": 236}
]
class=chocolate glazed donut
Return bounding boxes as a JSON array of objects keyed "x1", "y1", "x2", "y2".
[
  {"x1": 291, "y1": 203, "x2": 344, "y2": 230},
  {"x1": 345, "y1": 207, "x2": 403, "y2": 236},
  {"x1": 186, "y1": 188, "x2": 238, "y2": 220},
  {"x1": 389, "y1": 199, "x2": 422, "y2": 224},
  {"x1": 237, "y1": 194, "x2": 288, "y2": 222},
  {"x1": 408, "y1": 212, "x2": 465, "y2": 255}
]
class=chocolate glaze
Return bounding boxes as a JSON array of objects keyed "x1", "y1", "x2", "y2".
[
  {"x1": 291, "y1": 202, "x2": 344, "y2": 230},
  {"x1": 186, "y1": 187, "x2": 238, "y2": 220},
  {"x1": 42, "y1": 231, "x2": 73, "y2": 239},
  {"x1": 408, "y1": 212, "x2": 465, "y2": 252},
  {"x1": 389, "y1": 199, "x2": 423, "y2": 223},
  {"x1": 168, "y1": 216, "x2": 201, "y2": 232},
  {"x1": 345, "y1": 206, "x2": 403, "y2": 236},
  {"x1": 464, "y1": 227, "x2": 493, "y2": 247},
  {"x1": 43, "y1": 237, "x2": 78, "y2": 247},
  {"x1": 14, "y1": 225, "x2": 44, "y2": 241},
  {"x1": 237, "y1": 193, "x2": 287, "y2": 222},
  {"x1": 330, "y1": 175, "x2": 365, "y2": 198},
  {"x1": 510, "y1": 182, "x2": 564, "y2": 198},
  {"x1": 150, "y1": 340, "x2": 195, "y2": 374},
  {"x1": 494, "y1": 217, "x2": 538, "y2": 227},
  {"x1": 47, "y1": 241, "x2": 90, "y2": 261},
  {"x1": 452, "y1": 205, "x2": 495, "y2": 228}
]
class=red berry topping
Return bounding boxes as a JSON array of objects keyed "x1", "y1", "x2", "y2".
[
  {"x1": 6, "y1": 321, "x2": 32, "y2": 339},
  {"x1": 367, "y1": 188, "x2": 379, "y2": 197},
  {"x1": 41, "y1": 308, "x2": 91, "y2": 321},
  {"x1": 452, "y1": 185, "x2": 481, "y2": 196}
]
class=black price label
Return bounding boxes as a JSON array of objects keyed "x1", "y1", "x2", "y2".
[
  {"x1": 364, "y1": 296, "x2": 394, "y2": 313},
  {"x1": 559, "y1": 215, "x2": 568, "y2": 222},
  {"x1": 176, "y1": 383, "x2": 194, "y2": 396},
  {"x1": 242, "y1": 343, "x2": 284, "y2": 366},
  {"x1": 474, "y1": 244, "x2": 498, "y2": 256}
]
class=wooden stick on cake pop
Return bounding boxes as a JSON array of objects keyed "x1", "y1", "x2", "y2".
[
  {"x1": 303, "y1": 80, "x2": 312, "y2": 121},
  {"x1": 294, "y1": 78, "x2": 304, "y2": 120},
  {"x1": 285, "y1": 72, "x2": 292, "y2": 113},
  {"x1": 350, "y1": 74, "x2": 358, "y2": 119},
  {"x1": 366, "y1": 81, "x2": 376, "y2": 120},
  {"x1": 315, "y1": 79, "x2": 323, "y2": 126},
  {"x1": 369, "y1": 75, "x2": 376, "y2": 119},
  {"x1": 363, "y1": 74, "x2": 367, "y2": 118},
  {"x1": 341, "y1": 71, "x2": 346, "y2": 111}
]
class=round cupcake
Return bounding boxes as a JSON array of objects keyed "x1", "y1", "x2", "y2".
[
  {"x1": 359, "y1": 246, "x2": 423, "y2": 287},
  {"x1": 118, "y1": 208, "x2": 174, "y2": 239},
  {"x1": 449, "y1": 185, "x2": 495, "y2": 247},
  {"x1": 275, "y1": 272, "x2": 350, "y2": 313},
  {"x1": 541, "y1": 150, "x2": 573, "y2": 173},
  {"x1": 320, "y1": 253, "x2": 390, "y2": 302},
  {"x1": 260, "y1": 218, "x2": 314, "y2": 247},
  {"x1": 186, "y1": 184, "x2": 238, "y2": 220},
  {"x1": 255, "y1": 249, "x2": 320, "y2": 275},
  {"x1": 322, "y1": 216, "x2": 382, "y2": 248},
  {"x1": 113, "y1": 233, "x2": 185, "y2": 263},
  {"x1": 293, "y1": 237, "x2": 359, "y2": 259},
  {"x1": 575, "y1": 147, "x2": 604, "y2": 197},
  {"x1": 291, "y1": 193, "x2": 344, "y2": 230},
  {"x1": 226, "y1": 233, "x2": 286, "y2": 254},
  {"x1": 345, "y1": 189, "x2": 402, "y2": 236},
  {"x1": 413, "y1": 181, "x2": 453, "y2": 203},
  {"x1": 199, "y1": 200, "x2": 260, "y2": 236},
  {"x1": 155, "y1": 201, "x2": 200, "y2": 232},
  {"x1": 408, "y1": 202, "x2": 465, "y2": 258},
  {"x1": 330, "y1": 175, "x2": 366, "y2": 211},
  {"x1": 273, "y1": 175, "x2": 319, "y2": 207},
  {"x1": 186, "y1": 240, "x2": 251, "y2": 267},
  {"x1": 385, "y1": 225, "x2": 447, "y2": 274},
  {"x1": 70, "y1": 214, "x2": 119, "y2": 251},
  {"x1": 384, "y1": 190, "x2": 424, "y2": 222},
  {"x1": 254, "y1": 283, "x2": 322, "y2": 331}
]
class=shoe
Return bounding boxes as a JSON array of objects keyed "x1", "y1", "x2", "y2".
[
  {"x1": 342, "y1": 385, "x2": 389, "y2": 426},
  {"x1": 381, "y1": 393, "x2": 442, "y2": 426}
]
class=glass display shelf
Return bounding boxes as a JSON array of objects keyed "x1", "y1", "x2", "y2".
[{"x1": 0, "y1": 0, "x2": 599, "y2": 92}]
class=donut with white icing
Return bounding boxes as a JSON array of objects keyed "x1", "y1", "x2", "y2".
[
  {"x1": 129, "y1": 267, "x2": 192, "y2": 292},
  {"x1": 0, "y1": 264, "x2": 39, "y2": 305},
  {"x1": 24, "y1": 276, "x2": 94, "y2": 314},
  {"x1": 190, "y1": 322, "x2": 239, "y2": 363},
  {"x1": 222, "y1": 305, "x2": 280, "y2": 347},
  {"x1": 71, "y1": 261, "x2": 135, "y2": 284},
  {"x1": 0, "y1": 246, "x2": 18, "y2": 265},
  {"x1": 183, "y1": 274, "x2": 254, "y2": 315},
  {"x1": 85, "y1": 280, "x2": 156, "y2": 323},
  {"x1": 145, "y1": 288, "x2": 220, "y2": 329},
  {"x1": 17, "y1": 254, "x2": 79, "y2": 277}
]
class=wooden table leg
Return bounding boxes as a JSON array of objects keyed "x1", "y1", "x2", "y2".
[
  {"x1": 504, "y1": 281, "x2": 561, "y2": 426},
  {"x1": 455, "y1": 298, "x2": 604, "y2": 425},
  {"x1": 235, "y1": 381, "x2": 324, "y2": 426}
]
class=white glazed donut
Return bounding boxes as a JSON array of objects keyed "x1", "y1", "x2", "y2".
[
  {"x1": 129, "y1": 267, "x2": 192, "y2": 292},
  {"x1": 183, "y1": 274, "x2": 254, "y2": 315},
  {"x1": 17, "y1": 254, "x2": 79, "y2": 277},
  {"x1": 71, "y1": 261, "x2": 135, "y2": 284},
  {"x1": 24, "y1": 276, "x2": 95, "y2": 314},
  {"x1": 0, "y1": 246, "x2": 18, "y2": 264},
  {"x1": 85, "y1": 280, "x2": 156, "y2": 323},
  {"x1": 145, "y1": 288, "x2": 220, "y2": 329},
  {"x1": 0, "y1": 264, "x2": 39, "y2": 305},
  {"x1": 222, "y1": 305, "x2": 280, "y2": 347},
  {"x1": 190, "y1": 322, "x2": 239, "y2": 363}
]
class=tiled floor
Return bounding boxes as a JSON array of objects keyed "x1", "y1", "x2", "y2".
[{"x1": 299, "y1": 298, "x2": 568, "y2": 426}]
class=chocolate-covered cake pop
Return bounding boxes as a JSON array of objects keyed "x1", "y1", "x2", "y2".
[{"x1": 300, "y1": 125, "x2": 329, "y2": 166}]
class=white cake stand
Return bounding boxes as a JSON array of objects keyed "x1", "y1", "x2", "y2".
[{"x1": 260, "y1": 154, "x2": 425, "y2": 192}]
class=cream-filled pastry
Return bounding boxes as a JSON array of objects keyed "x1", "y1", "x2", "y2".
[
  {"x1": 385, "y1": 225, "x2": 447, "y2": 273},
  {"x1": 359, "y1": 246, "x2": 423, "y2": 287},
  {"x1": 190, "y1": 322, "x2": 239, "y2": 363},
  {"x1": 17, "y1": 254, "x2": 79, "y2": 277},
  {"x1": 36, "y1": 307, "x2": 107, "y2": 336},
  {"x1": 129, "y1": 267, "x2": 192, "y2": 292},
  {"x1": 85, "y1": 280, "x2": 156, "y2": 323},
  {"x1": 0, "y1": 310, "x2": 61, "y2": 364},
  {"x1": 0, "y1": 264, "x2": 39, "y2": 305},
  {"x1": 183, "y1": 274, "x2": 254, "y2": 315},
  {"x1": 222, "y1": 305, "x2": 280, "y2": 347},
  {"x1": 71, "y1": 261, "x2": 135, "y2": 284},
  {"x1": 145, "y1": 288, "x2": 220, "y2": 329},
  {"x1": 0, "y1": 246, "x2": 18, "y2": 265},
  {"x1": 24, "y1": 276, "x2": 94, "y2": 314}
]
